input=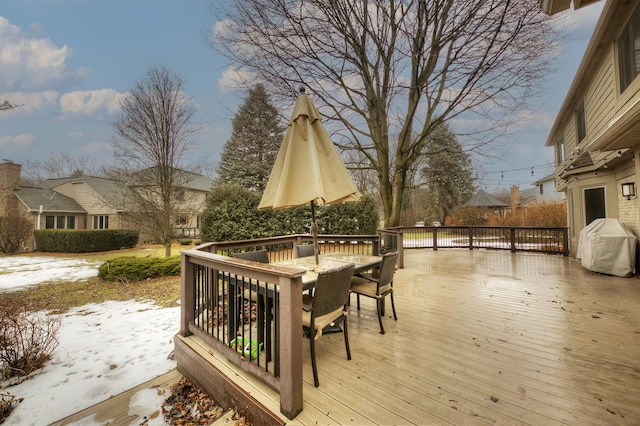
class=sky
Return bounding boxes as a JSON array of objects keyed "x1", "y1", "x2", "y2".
[
  {"x1": 0, "y1": 0, "x2": 605, "y2": 192},
  {"x1": 0, "y1": 256, "x2": 179, "y2": 425}
]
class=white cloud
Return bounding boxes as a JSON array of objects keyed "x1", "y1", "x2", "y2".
[
  {"x1": 76, "y1": 141, "x2": 112, "y2": 154},
  {"x1": 0, "y1": 16, "x2": 88, "y2": 90},
  {"x1": 0, "y1": 133, "x2": 36, "y2": 147},
  {"x1": 0, "y1": 91, "x2": 59, "y2": 118},
  {"x1": 217, "y1": 66, "x2": 258, "y2": 92},
  {"x1": 59, "y1": 89, "x2": 127, "y2": 116}
]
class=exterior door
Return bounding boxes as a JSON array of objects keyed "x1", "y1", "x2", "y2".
[{"x1": 584, "y1": 187, "x2": 606, "y2": 225}]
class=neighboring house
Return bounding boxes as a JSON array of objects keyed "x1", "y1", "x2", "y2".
[
  {"x1": 539, "y1": 0, "x2": 601, "y2": 15},
  {"x1": 0, "y1": 160, "x2": 213, "y2": 251},
  {"x1": 464, "y1": 189, "x2": 509, "y2": 216},
  {"x1": 543, "y1": 0, "x2": 640, "y2": 257},
  {"x1": 531, "y1": 173, "x2": 566, "y2": 203}
]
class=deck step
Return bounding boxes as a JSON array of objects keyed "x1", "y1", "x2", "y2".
[{"x1": 211, "y1": 409, "x2": 237, "y2": 425}]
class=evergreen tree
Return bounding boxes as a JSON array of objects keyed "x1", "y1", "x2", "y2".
[
  {"x1": 421, "y1": 125, "x2": 476, "y2": 224},
  {"x1": 216, "y1": 84, "x2": 284, "y2": 191}
]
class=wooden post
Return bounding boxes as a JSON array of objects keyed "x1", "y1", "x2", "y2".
[
  {"x1": 432, "y1": 227, "x2": 438, "y2": 251},
  {"x1": 180, "y1": 252, "x2": 195, "y2": 336},
  {"x1": 278, "y1": 275, "x2": 303, "y2": 419}
]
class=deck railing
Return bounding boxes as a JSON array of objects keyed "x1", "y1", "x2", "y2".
[
  {"x1": 178, "y1": 234, "x2": 380, "y2": 419},
  {"x1": 382, "y1": 226, "x2": 569, "y2": 258},
  {"x1": 177, "y1": 228, "x2": 567, "y2": 418}
]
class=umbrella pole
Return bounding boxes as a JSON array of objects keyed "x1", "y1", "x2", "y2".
[{"x1": 310, "y1": 201, "x2": 319, "y2": 265}]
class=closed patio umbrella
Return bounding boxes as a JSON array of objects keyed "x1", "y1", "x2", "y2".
[{"x1": 259, "y1": 88, "x2": 362, "y2": 264}]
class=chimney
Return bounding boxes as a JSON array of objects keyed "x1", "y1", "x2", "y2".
[
  {"x1": 0, "y1": 160, "x2": 22, "y2": 215},
  {"x1": 510, "y1": 185, "x2": 520, "y2": 210}
]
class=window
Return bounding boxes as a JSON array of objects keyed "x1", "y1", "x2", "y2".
[
  {"x1": 576, "y1": 101, "x2": 586, "y2": 143},
  {"x1": 45, "y1": 216, "x2": 55, "y2": 229},
  {"x1": 556, "y1": 139, "x2": 565, "y2": 164},
  {"x1": 93, "y1": 215, "x2": 109, "y2": 229},
  {"x1": 175, "y1": 216, "x2": 188, "y2": 226},
  {"x1": 539, "y1": 184, "x2": 544, "y2": 196},
  {"x1": 45, "y1": 215, "x2": 75, "y2": 229},
  {"x1": 584, "y1": 187, "x2": 606, "y2": 226},
  {"x1": 618, "y1": 6, "x2": 640, "y2": 92}
]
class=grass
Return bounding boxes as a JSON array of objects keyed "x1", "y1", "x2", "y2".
[{"x1": 0, "y1": 243, "x2": 189, "y2": 314}]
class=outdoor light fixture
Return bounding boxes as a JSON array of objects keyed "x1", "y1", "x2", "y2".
[{"x1": 621, "y1": 182, "x2": 636, "y2": 200}]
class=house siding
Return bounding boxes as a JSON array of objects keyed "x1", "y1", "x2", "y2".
[
  {"x1": 584, "y1": 49, "x2": 616, "y2": 141},
  {"x1": 51, "y1": 182, "x2": 118, "y2": 216}
]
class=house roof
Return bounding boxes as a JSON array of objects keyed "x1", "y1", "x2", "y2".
[
  {"x1": 531, "y1": 173, "x2": 556, "y2": 186},
  {"x1": 181, "y1": 173, "x2": 214, "y2": 192},
  {"x1": 127, "y1": 167, "x2": 214, "y2": 192},
  {"x1": 519, "y1": 187, "x2": 538, "y2": 206},
  {"x1": 40, "y1": 175, "x2": 130, "y2": 210},
  {"x1": 464, "y1": 189, "x2": 509, "y2": 208},
  {"x1": 14, "y1": 186, "x2": 86, "y2": 213}
]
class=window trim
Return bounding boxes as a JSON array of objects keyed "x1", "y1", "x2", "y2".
[
  {"x1": 556, "y1": 139, "x2": 565, "y2": 164},
  {"x1": 576, "y1": 101, "x2": 586, "y2": 143},
  {"x1": 618, "y1": 4, "x2": 640, "y2": 93}
]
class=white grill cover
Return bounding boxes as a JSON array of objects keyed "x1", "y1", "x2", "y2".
[{"x1": 577, "y1": 218, "x2": 637, "y2": 277}]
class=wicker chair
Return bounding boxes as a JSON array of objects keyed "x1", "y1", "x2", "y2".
[
  {"x1": 296, "y1": 244, "x2": 316, "y2": 258},
  {"x1": 233, "y1": 249, "x2": 270, "y2": 264},
  {"x1": 302, "y1": 263, "x2": 355, "y2": 387},
  {"x1": 350, "y1": 252, "x2": 398, "y2": 334},
  {"x1": 233, "y1": 249, "x2": 272, "y2": 360}
]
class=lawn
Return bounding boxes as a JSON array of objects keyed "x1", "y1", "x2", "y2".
[{"x1": 0, "y1": 243, "x2": 188, "y2": 313}]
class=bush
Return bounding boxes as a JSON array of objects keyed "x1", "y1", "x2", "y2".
[
  {"x1": 0, "y1": 301, "x2": 61, "y2": 382},
  {"x1": 178, "y1": 239, "x2": 192, "y2": 245},
  {"x1": 200, "y1": 184, "x2": 380, "y2": 242},
  {"x1": 0, "y1": 214, "x2": 32, "y2": 254},
  {"x1": 34, "y1": 229, "x2": 139, "y2": 253},
  {"x1": 98, "y1": 256, "x2": 181, "y2": 282},
  {"x1": 1, "y1": 392, "x2": 23, "y2": 424}
]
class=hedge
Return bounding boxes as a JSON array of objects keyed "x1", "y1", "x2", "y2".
[
  {"x1": 98, "y1": 256, "x2": 181, "y2": 281},
  {"x1": 34, "y1": 229, "x2": 139, "y2": 253}
]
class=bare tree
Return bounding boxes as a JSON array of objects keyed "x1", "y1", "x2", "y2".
[
  {"x1": 110, "y1": 66, "x2": 203, "y2": 257},
  {"x1": 210, "y1": 0, "x2": 557, "y2": 226},
  {"x1": 0, "y1": 100, "x2": 21, "y2": 112},
  {"x1": 21, "y1": 153, "x2": 105, "y2": 185}
]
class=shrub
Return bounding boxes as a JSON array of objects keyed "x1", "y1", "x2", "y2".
[
  {"x1": 0, "y1": 301, "x2": 61, "y2": 382},
  {"x1": 34, "y1": 229, "x2": 139, "y2": 253},
  {"x1": 200, "y1": 184, "x2": 380, "y2": 242},
  {"x1": 178, "y1": 239, "x2": 192, "y2": 245},
  {"x1": 0, "y1": 214, "x2": 32, "y2": 254},
  {"x1": 1, "y1": 392, "x2": 23, "y2": 424},
  {"x1": 98, "y1": 256, "x2": 181, "y2": 282}
]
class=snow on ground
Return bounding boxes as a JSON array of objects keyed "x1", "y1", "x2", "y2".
[
  {"x1": 0, "y1": 256, "x2": 180, "y2": 425},
  {"x1": 0, "y1": 256, "x2": 103, "y2": 292},
  {"x1": 3, "y1": 300, "x2": 180, "y2": 425}
]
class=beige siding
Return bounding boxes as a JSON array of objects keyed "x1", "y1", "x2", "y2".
[
  {"x1": 584, "y1": 48, "x2": 616, "y2": 141},
  {"x1": 51, "y1": 182, "x2": 117, "y2": 215}
]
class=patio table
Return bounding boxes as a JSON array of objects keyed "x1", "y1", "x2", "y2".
[
  {"x1": 276, "y1": 252, "x2": 383, "y2": 291},
  {"x1": 226, "y1": 252, "x2": 383, "y2": 366}
]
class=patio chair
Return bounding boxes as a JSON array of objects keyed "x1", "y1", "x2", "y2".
[
  {"x1": 233, "y1": 249, "x2": 273, "y2": 360},
  {"x1": 302, "y1": 263, "x2": 355, "y2": 387},
  {"x1": 349, "y1": 251, "x2": 398, "y2": 334},
  {"x1": 233, "y1": 249, "x2": 270, "y2": 264},
  {"x1": 296, "y1": 244, "x2": 316, "y2": 258}
]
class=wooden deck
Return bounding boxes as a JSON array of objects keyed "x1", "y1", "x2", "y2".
[{"x1": 57, "y1": 249, "x2": 640, "y2": 425}]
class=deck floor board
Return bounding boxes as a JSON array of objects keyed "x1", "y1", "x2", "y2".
[{"x1": 55, "y1": 250, "x2": 640, "y2": 425}]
